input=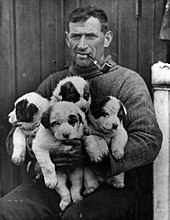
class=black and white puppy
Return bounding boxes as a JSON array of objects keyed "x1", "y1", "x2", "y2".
[
  {"x1": 51, "y1": 76, "x2": 108, "y2": 162},
  {"x1": 8, "y1": 92, "x2": 50, "y2": 165},
  {"x1": 32, "y1": 101, "x2": 99, "y2": 211},
  {"x1": 87, "y1": 96, "x2": 128, "y2": 188},
  {"x1": 51, "y1": 76, "x2": 91, "y2": 113}
]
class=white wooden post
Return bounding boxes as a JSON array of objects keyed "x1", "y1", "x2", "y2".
[{"x1": 152, "y1": 61, "x2": 170, "y2": 220}]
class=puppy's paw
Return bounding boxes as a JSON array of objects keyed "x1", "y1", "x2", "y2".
[
  {"x1": 71, "y1": 192, "x2": 83, "y2": 203},
  {"x1": 83, "y1": 181, "x2": 99, "y2": 196},
  {"x1": 107, "y1": 173, "x2": 125, "y2": 188},
  {"x1": 83, "y1": 187, "x2": 96, "y2": 195},
  {"x1": 110, "y1": 180, "x2": 125, "y2": 188},
  {"x1": 95, "y1": 136, "x2": 109, "y2": 157},
  {"x1": 111, "y1": 149, "x2": 124, "y2": 161},
  {"x1": 83, "y1": 135, "x2": 103, "y2": 162},
  {"x1": 88, "y1": 150, "x2": 103, "y2": 162},
  {"x1": 44, "y1": 175, "x2": 58, "y2": 189},
  {"x1": 59, "y1": 196, "x2": 71, "y2": 211},
  {"x1": 12, "y1": 155, "x2": 25, "y2": 165}
]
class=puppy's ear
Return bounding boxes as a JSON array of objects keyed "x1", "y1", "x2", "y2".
[
  {"x1": 117, "y1": 102, "x2": 127, "y2": 121},
  {"x1": 41, "y1": 108, "x2": 51, "y2": 129},
  {"x1": 78, "y1": 113, "x2": 84, "y2": 124},
  {"x1": 77, "y1": 109, "x2": 85, "y2": 125}
]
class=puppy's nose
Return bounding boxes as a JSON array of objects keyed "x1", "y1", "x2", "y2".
[
  {"x1": 63, "y1": 132, "x2": 70, "y2": 139},
  {"x1": 112, "y1": 123, "x2": 118, "y2": 130}
]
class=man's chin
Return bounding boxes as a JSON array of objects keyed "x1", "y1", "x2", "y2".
[{"x1": 75, "y1": 60, "x2": 92, "y2": 68}]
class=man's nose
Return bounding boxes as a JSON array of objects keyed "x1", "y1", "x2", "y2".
[{"x1": 77, "y1": 35, "x2": 88, "y2": 49}]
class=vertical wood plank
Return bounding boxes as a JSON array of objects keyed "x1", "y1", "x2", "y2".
[
  {"x1": 118, "y1": 0, "x2": 138, "y2": 71},
  {"x1": 40, "y1": 0, "x2": 65, "y2": 81},
  {"x1": 14, "y1": 0, "x2": 42, "y2": 185},
  {"x1": 0, "y1": 0, "x2": 20, "y2": 196},
  {"x1": 138, "y1": 0, "x2": 154, "y2": 91},
  {"x1": 64, "y1": 0, "x2": 77, "y2": 67},
  {"x1": 15, "y1": 0, "x2": 41, "y2": 96},
  {"x1": 154, "y1": 0, "x2": 167, "y2": 62}
]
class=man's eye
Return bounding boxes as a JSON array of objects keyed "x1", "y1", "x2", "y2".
[
  {"x1": 70, "y1": 34, "x2": 81, "y2": 39},
  {"x1": 86, "y1": 34, "x2": 97, "y2": 39},
  {"x1": 86, "y1": 35, "x2": 95, "y2": 40}
]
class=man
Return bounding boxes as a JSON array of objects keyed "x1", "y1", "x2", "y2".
[{"x1": 0, "y1": 6, "x2": 162, "y2": 220}]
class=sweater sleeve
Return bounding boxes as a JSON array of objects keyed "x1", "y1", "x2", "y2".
[
  {"x1": 36, "y1": 69, "x2": 70, "y2": 99},
  {"x1": 109, "y1": 70, "x2": 162, "y2": 175}
]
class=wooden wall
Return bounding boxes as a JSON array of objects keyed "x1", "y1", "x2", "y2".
[{"x1": 0, "y1": 0, "x2": 167, "y2": 218}]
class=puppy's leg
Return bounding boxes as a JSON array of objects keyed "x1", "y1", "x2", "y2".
[
  {"x1": 93, "y1": 135, "x2": 109, "y2": 157},
  {"x1": 111, "y1": 125, "x2": 128, "y2": 160},
  {"x1": 55, "y1": 170, "x2": 71, "y2": 211},
  {"x1": 107, "y1": 172, "x2": 125, "y2": 188},
  {"x1": 83, "y1": 167, "x2": 99, "y2": 195},
  {"x1": 32, "y1": 146, "x2": 57, "y2": 189},
  {"x1": 83, "y1": 135, "x2": 108, "y2": 162},
  {"x1": 69, "y1": 166, "x2": 83, "y2": 203},
  {"x1": 12, "y1": 127, "x2": 26, "y2": 165}
]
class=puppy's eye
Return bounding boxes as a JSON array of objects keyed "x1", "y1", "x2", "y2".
[
  {"x1": 103, "y1": 113, "x2": 109, "y2": 118},
  {"x1": 50, "y1": 121, "x2": 60, "y2": 127},
  {"x1": 68, "y1": 115, "x2": 78, "y2": 126},
  {"x1": 83, "y1": 92, "x2": 89, "y2": 101}
]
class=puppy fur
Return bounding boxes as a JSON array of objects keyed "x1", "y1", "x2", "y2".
[
  {"x1": 87, "y1": 96, "x2": 128, "y2": 188},
  {"x1": 50, "y1": 76, "x2": 106, "y2": 196},
  {"x1": 51, "y1": 76, "x2": 91, "y2": 113},
  {"x1": 8, "y1": 92, "x2": 50, "y2": 165},
  {"x1": 51, "y1": 76, "x2": 107, "y2": 161},
  {"x1": 32, "y1": 101, "x2": 99, "y2": 211}
]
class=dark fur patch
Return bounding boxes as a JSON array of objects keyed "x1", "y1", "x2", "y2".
[
  {"x1": 117, "y1": 103, "x2": 126, "y2": 121},
  {"x1": 41, "y1": 108, "x2": 51, "y2": 128},
  {"x1": 59, "y1": 82, "x2": 80, "y2": 103},
  {"x1": 90, "y1": 97, "x2": 110, "y2": 119},
  {"x1": 68, "y1": 114, "x2": 78, "y2": 126},
  {"x1": 83, "y1": 84, "x2": 90, "y2": 101},
  {"x1": 16, "y1": 99, "x2": 38, "y2": 122}
]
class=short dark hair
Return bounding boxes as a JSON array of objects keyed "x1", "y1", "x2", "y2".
[{"x1": 67, "y1": 6, "x2": 108, "y2": 33}]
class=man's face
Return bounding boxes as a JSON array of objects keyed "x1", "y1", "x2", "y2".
[{"x1": 66, "y1": 17, "x2": 110, "y2": 67}]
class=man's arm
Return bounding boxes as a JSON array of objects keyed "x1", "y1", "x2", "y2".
[
  {"x1": 110, "y1": 70, "x2": 162, "y2": 175},
  {"x1": 36, "y1": 69, "x2": 70, "y2": 99}
]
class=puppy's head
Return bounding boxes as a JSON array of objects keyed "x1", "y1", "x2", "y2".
[
  {"x1": 8, "y1": 92, "x2": 49, "y2": 126},
  {"x1": 89, "y1": 96, "x2": 127, "y2": 134},
  {"x1": 51, "y1": 76, "x2": 91, "y2": 112},
  {"x1": 41, "y1": 101, "x2": 85, "y2": 140}
]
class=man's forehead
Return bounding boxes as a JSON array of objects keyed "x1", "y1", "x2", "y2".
[{"x1": 68, "y1": 17, "x2": 101, "y2": 33}]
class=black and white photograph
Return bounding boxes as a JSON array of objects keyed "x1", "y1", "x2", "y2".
[{"x1": 0, "y1": 0, "x2": 169, "y2": 219}]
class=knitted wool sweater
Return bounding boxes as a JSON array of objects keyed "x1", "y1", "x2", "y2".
[{"x1": 36, "y1": 55, "x2": 162, "y2": 177}]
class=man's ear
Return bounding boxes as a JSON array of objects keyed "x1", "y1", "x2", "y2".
[
  {"x1": 104, "y1": 31, "x2": 113, "y2": 48},
  {"x1": 65, "y1": 31, "x2": 70, "y2": 48}
]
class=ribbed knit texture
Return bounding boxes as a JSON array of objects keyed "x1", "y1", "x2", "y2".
[{"x1": 36, "y1": 55, "x2": 162, "y2": 178}]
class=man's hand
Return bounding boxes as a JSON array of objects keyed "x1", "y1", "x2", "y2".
[{"x1": 49, "y1": 139, "x2": 88, "y2": 167}]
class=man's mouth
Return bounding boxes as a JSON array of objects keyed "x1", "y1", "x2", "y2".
[{"x1": 77, "y1": 53, "x2": 91, "y2": 59}]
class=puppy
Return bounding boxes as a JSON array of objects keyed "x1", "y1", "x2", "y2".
[
  {"x1": 32, "y1": 101, "x2": 99, "y2": 211},
  {"x1": 51, "y1": 76, "x2": 108, "y2": 161},
  {"x1": 50, "y1": 76, "x2": 108, "y2": 194},
  {"x1": 51, "y1": 76, "x2": 91, "y2": 113},
  {"x1": 8, "y1": 92, "x2": 50, "y2": 165},
  {"x1": 87, "y1": 96, "x2": 128, "y2": 188}
]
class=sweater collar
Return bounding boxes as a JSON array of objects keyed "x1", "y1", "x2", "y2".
[{"x1": 69, "y1": 55, "x2": 117, "y2": 80}]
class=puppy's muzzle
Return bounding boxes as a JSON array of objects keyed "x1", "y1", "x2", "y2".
[
  {"x1": 112, "y1": 123, "x2": 118, "y2": 130},
  {"x1": 62, "y1": 132, "x2": 70, "y2": 139}
]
